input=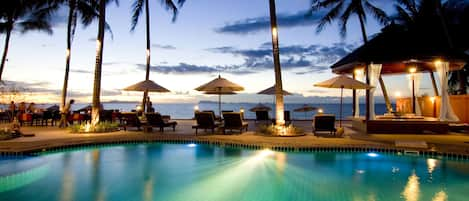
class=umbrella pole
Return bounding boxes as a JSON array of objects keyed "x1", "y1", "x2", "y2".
[
  {"x1": 340, "y1": 87, "x2": 343, "y2": 127},
  {"x1": 218, "y1": 93, "x2": 221, "y2": 117}
]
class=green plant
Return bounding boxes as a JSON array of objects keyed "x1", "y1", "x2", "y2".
[
  {"x1": 69, "y1": 122, "x2": 119, "y2": 133},
  {"x1": 0, "y1": 127, "x2": 15, "y2": 140}
]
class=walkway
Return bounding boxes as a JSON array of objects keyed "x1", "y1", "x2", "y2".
[{"x1": 0, "y1": 120, "x2": 468, "y2": 157}]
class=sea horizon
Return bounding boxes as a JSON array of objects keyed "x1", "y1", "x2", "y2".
[{"x1": 1, "y1": 102, "x2": 389, "y2": 120}]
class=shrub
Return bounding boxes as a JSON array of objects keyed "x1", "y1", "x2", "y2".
[
  {"x1": 70, "y1": 122, "x2": 120, "y2": 133},
  {"x1": 257, "y1": 124, "x2": 304, "y2": 136}
]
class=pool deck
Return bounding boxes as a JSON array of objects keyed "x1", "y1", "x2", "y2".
[{"x1": 1, "y1": 120, "x2": 469, "y2": 157}]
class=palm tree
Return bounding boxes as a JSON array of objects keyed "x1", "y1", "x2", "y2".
[
  {"x1": 130, "y1": 0, "x2": 186, "y2": 112},
  {"x1": 268, "y1": 0, "x2": 284, "y2": 126},
  {"x1": 394, "y1": 0, "x2": 469, "y2": 94},
  {"x1": 91, "y1": 0, "x2": 118, "y2": 126},
  {"x1": 309, "y1": 0, "x2": 390, "y2": 118},
  {"x1": 58, "y1": 0, "x2": 103, "y2": 117},
  {"x1": 0, "y1": 0, "x2": 58, "y2": 81}
]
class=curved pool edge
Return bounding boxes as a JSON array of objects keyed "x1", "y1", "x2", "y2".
[{"x1": 1, "y1": 135, "x2": 468, "y2": 160}]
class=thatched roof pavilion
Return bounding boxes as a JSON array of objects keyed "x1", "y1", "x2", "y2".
[{"x1": 331, "y1": 24, "x2": 468, "y2": 75}]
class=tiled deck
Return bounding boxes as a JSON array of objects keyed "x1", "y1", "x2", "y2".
[{"x1": 0, "y1": 120, "x2": 468, "y2": 157}]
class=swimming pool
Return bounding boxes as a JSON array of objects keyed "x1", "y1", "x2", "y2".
[{"x1": 1, "y1": 144, "x2": 468, "y2": 201}]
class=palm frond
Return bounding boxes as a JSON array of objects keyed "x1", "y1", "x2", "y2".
[
  {"x1": 316, "y1": 1, "x2": 343, "y2": 34},
  {"x1": 364, "y1": 1, "x2": 388, "y2": 25},
  {"x1": 105, "y1": 21, "x2": 114, "y2": 40},
  {"x1": 160, "y1": 0, "x2": 178, "y2": 22},
  {"x1": 70, "y1": 7, "x2": 78, "y2": 40},
  {"x1": 76, "y1": 0, "x2": 98, "y2": 27},
  {"x1": 0, "y1": 22, "x2": 10, "y2": 33},
  {"x1": 18, "y1": 20, "x2": 53, "y2": 35},
  {"x1": 338, "y1": 2, "x2": 356, "y2": 39},
  {"x1": 130, "y1": 0, "x2": 144, "y2": 31}
]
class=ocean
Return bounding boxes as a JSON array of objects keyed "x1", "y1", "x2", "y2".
[{"x1": 2, "y1": 102, "x2": 389, "y2": 120}]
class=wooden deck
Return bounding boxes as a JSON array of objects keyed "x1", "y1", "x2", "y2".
[{"x1": 352, "y1": 116, "x2": 449, "y2": 134}]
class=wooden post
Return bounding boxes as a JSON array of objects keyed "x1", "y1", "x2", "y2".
[
  {"x1": 379, "y1": 76, "x2": 393, "y2": 112},
  {"x1": 352, "y1": 73, "x2": 356, "y2": 116},
  {"x1": 365, "y1": 64, "x2": 370, "y2": 121}
]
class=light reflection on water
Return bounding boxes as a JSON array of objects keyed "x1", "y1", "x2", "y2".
[{"x1": 0, "y1": 144, "x2": 468, "y2": 201}]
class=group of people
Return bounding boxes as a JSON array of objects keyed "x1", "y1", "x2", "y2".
[{"x1": 8, "y1": 101, "x2": 37, "y2": 119}]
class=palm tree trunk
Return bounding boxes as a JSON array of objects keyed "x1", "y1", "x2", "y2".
[
  {"x1": 358, "y1": 14, "x2": 393, "y2": 117},
  {"x1": 0, "y1": 26, "x2": 13, "y2": 81},
  {"x1": 61, "y1": 1, "x2": 76, "y2": 112},
  {"x1": 91, "y1": 0, "x2": 106, "y2": 126},
  {"x1": 269, "y1": 0, "x2": 284, "y2": 126},
  {"x1": 358, "y1": 14, "x2": 370, "y2": 120},
  {"x1": 142, "y1": 0, "x2": 151, "y2": 113}
]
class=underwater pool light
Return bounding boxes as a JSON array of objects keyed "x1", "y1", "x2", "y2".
[
  {"x1": 187, "y1": 143, "x2": 197, "y2": 148},
  {"x1": 367, "y1": 153, "x2": 379, "y2": 157}
]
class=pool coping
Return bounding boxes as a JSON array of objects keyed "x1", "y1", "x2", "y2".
[{"x1": 1, "y1": 135, "x2": 468, "y2": 160}]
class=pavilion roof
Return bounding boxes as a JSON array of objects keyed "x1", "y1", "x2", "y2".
[{"x1": 331, "y1": 24, "x2": 468, "y2": 74}]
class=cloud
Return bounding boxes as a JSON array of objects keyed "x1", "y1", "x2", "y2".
[
  {"x1": 208, "y1": 42, "x2": 354, "y2": 73},
  {"x1": 70, "y1": 69, "x2": 93, "y2": 74},
  {"x1": 133, "y1": 43, "x2": 354, "y2": 76},
  {"x1": 152, "y1": 44, "x2": 176, "y2": 50},
  {"x1": 215, "y1": 10, "x2": 324, "y2": 34},
  {"x1": 136, "y1": 63, "x2": 256, "y2": 75}
]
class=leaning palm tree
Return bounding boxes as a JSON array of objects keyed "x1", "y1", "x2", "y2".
[
  {"x1": 268, "y1": 0, "x2": 285, "y2": 126},
  {"x1": 130, "y1": 0, "x2": 186, "y2": 112},
  {"x1": 309, "y1": 0, "x2": 391, "y2": 116},
  {"x1": 58, "y1": 0, "x2": 103, "y2": 118},
  {"x1": 91, "y1": 0, "x2": 118, "y2": 126},
  {"x1": 394, "y1": 0, "x2": 469, "y2": 94},
  {"x1": 310, "y1": 0, "x2": 388, "y2": 42},
  {"x1": 0, "y1": 0, "x2": 58, "y2": 81}
]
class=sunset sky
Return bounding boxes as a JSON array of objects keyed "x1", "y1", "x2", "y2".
[{"x1": 0, "y1": 0, "x2": 438, "y2": 104}]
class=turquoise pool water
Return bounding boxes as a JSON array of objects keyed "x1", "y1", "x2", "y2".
[{"x1": 1, "y1": 144, "x2": 468, "y2": 201}]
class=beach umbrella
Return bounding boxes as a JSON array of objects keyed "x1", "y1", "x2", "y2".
[
  {"x1": 249, "y1": 103, "x2": 272, "y2": 112},
  {"x1": 257, "y1": 85, "x2": 292, "y2": 96},
  {"x1": 257, "y1": 85, "x2": 292, "y2": 117},
  {"x1": 195, "y1": 75, "x2": 244, "y2": 116},
  {"x1": 78, "y1": 105, "x2": 92, "y2": 112},
  {"x1": 294, "y1": 104, "x2": 317, "y2": 120},
  {"x1": 123, "y1": 80, "x2": 170, "y2": 92},
  {"x1": 123, "y1": 80, "x2": 170, "y2": 112},
  {"x1": 314, "y1": 75, "x2": 372, "y2": 127},
  {"x1": 46, "y1": 105, "x2": 60, "y2": 111}
]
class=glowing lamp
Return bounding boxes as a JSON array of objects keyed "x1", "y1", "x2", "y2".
[
  {"x1": 408, "y1": 67, "x2": 417, "y2": 73},
  {"x1": 318, "y1": 108, "x2": 323, "y2": 114},
  {"x1": 136, "y1": 105, "x2": 142, "y2": 111},
  {"x1": 193, "y1": 105, "x2": 199, "y2": 111},
  {"x1": 354, "y1": 68, "x2": 364, "y2": 76},
  {"x1": 430, "y1": 96, "x2": 436, "y2": 104},
  {"x1": 272, "y1": 27, "x2": 277, "y2": 38}
]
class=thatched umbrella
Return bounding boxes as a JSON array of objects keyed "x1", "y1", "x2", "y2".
[
  {"x1": 294, "y1": 104, "x2": 317, "y2": 120},
  {"x1": 123, "y1": 80, "x2": 170, "y2": 112},
  {"x1": 314, "y1": 75, "x2": 372, "y2": 127},
  {"x1": 257, "y1": 85, "x2": 292, "y2": 96},
  {"x1": 249, "y1": 103, "x2": 271, "y2": 112},
  {"x1": 195, "y1": 75, "x2": 244, "y2": 116}
]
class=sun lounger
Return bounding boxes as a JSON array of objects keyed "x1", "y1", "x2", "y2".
[
  {"x1": 255, "y1": 111, "x2": 270, "y2": 123},
  {"x1": 203, "y1": 110, "x2": 221, "y2": 121},
  {"x1": 192, "y1": 111, "x2": 221, "y2": 135},
  {"x1": 145, "y1": 113, "x2": 177, "y2": 132},
  {"x1": 313, "y1": 114, "x2": 337, "y2": 136},
  {"x1": 121, "y1": 112, "x2": 141, "y2": 131},
  {"x1": 221, "y1": 112, "x2": 248, "y2": 134}
]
